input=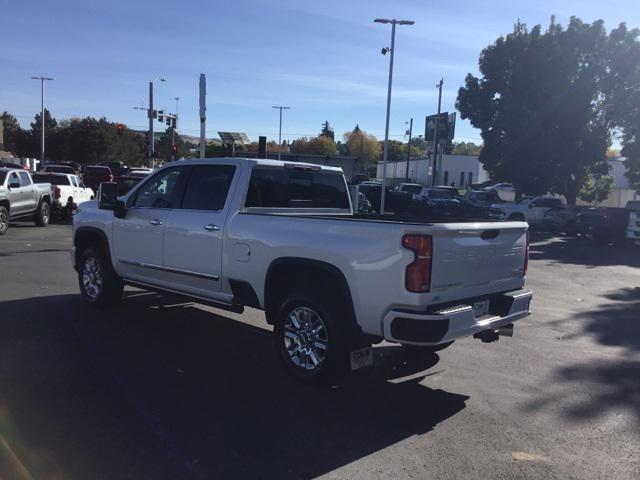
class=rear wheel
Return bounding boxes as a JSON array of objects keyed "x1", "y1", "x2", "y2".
[
  {"x1": 78, "y1": 246, "x2": 123, "y2": 308},
  {"x1": 273, "y1": 291, "x2": 359, "y2": 386},
  {"x1": 34, "y1": 201, "x2": 50, "y2": 226},
  {"x1": 0, "y1": 206, "x2": 8, "y2": 235}
]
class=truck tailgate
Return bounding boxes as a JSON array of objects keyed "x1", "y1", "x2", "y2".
[{"x1": 429, "y1": 222, "x2": 527, "y2": 295}]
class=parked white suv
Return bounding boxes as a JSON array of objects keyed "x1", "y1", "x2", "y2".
[
  {"x1": 71, "y1": 158, "x2": 532, "y2": 384},
  {"x1": 491, "y1": 196, "x2": 565, "y2": 224}
]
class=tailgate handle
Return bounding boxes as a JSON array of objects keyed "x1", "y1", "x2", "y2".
[{"x1": 481, "y1": 229, "x2": 500, "y2": 240}]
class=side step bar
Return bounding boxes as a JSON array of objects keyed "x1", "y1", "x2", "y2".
[{"x1": 124, "y1": 279, "x2": 245, "y2": 314}]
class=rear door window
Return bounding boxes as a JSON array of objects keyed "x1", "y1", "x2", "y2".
[
  {"x1": 245, "y1": 167, "x2": 349, "y2": 209},
  {"x1": 181, "y1": 165, "x2": 236, "y2": 211}
]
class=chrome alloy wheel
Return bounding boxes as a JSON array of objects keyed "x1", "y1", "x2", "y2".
[
  {"x1": 82, "y1": 256, "x2": 103, "y2": 300},
  {"x1": 283, "y1": 306, "x2": 329, "y2": 371},
  {"x1": 0, "y1": 210, "x2": 7, "y2": 233},
  {"x1": 41, "y1": 203, "x2": 50, "y2": 223}
]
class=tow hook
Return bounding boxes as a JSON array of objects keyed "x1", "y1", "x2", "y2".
[{"x1": 473, "y1": 323, "x2": 514, "y2": 343}]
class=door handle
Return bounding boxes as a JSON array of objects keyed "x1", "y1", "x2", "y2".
[
  {"x1": 149, "y1": 219, "x2": 163, "y2": 226},
  {"x1": 203, "y1": 224, "x2": 221, "y2": 232}
]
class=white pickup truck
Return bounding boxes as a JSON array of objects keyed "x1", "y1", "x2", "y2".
[
  {"x1": 71, "y1": 158, "x2": 532, "y2": 384},
  {"x1": 33, "y1": 172, "x2": 94, "y2": 219},
  {"x1": 491, "y1": 196, "x2": 565, "y2": 224}
]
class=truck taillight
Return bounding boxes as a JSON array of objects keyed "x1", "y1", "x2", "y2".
[
  {"x1": 109, "y1": 174, "x2": 113, "y2": 181},
  {"x1": 54, "y1": 186, "x2": 61, "y2": 199},
  {"x1": 523, "y1": 230, "x2": 530, "y2": 276},
  {"x1": 402, "y1": 234, "x2": 432, "y2": 293}
]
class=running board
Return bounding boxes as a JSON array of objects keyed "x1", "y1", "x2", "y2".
[{"x1": 124, "y1": 279, "x2": 245, "y2": 314}]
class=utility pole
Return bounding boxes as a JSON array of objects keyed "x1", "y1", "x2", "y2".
[
  {"x1": 432, "y1": 79, "x2": 443, "y2": 186},
  {"x1": 172, "y1": 97, "x2": 179, "y2": 146},
  {"x1": 30, "y1": 76, "x2": 54, "y2": 170},
  {"x1": 148, "y1": 81, "x2": 154, "y2": 168},
  {"x1": 146, "y1": 76, "x2": 166, "y2": 168},
  {"x1": 199, "y1": 74, "x2": 206, "y2": 159},
  {"x1": 404, "y1": 118, "x2": 413, "y2": 179},
  {"x1": 374, "y1": 18, "x2": 415, "y2": 214},
  {"x1": 272, "y1": 106, "x2": 290, "y2": 160}
]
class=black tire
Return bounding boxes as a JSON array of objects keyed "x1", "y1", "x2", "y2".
[
  {"x1": 593, "y1": 231, "x2": 611, "y2": 246},
  {"x1": 0, "y1": 205, "x2": 8, "y2": 235},
  {"x1": 273, "y1": 290, "x2": 360, "y2": 386},
  {"x1": 508, "y1": 213, "x2": 525, "y2": 221},
  {"x1": 62, "y1": 202, "x2": 74, "y2": 221},
  {"x1": 78, "y1": 246, "x2": 123, "y2": 308},
  {"x1": 34, "y1": 200, "x2": 50, "y2": 227}
]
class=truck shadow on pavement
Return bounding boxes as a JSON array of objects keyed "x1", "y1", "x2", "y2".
[
  {"x1": 0, "y1": 291, "x2": 468, "y2": 480},
  {"x1": 528, "y1": 234, "x2": 640, "y2": 268},
  {"x1": 523, "y1": 286, "x2": 640, "y2": 429}
]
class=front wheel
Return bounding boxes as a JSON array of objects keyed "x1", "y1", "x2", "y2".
[
  {"x1": 78, "y1": 246, "x2": 123, "y2": 308},
  {"x1": 273, "y1": 292, "x2": 356, "y2": 386},
  {"x1": 34, "y1": 201, "x2": 50, "y2": 226}
]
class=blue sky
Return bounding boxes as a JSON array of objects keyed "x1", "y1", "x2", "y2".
[{"x1": 1, "y1": 0, "x2": 638, "y2": 145}]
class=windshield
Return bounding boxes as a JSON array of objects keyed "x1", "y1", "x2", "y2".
[
  {"x1": 402, "y1": 184, "x2": 422, "y2": 194},
  {"x1": 428, "y1": 189, "x2": 455, "y2": 199},
  {"x1": 33, "y1": 174, "x2": 71, "y2": 185}
]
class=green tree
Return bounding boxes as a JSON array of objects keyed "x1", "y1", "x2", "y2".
[
  {"x1": 578, "y1": 174, "x2": 615, "y2": 203},
  {"x1": 156, "y1": 128, "x2": 188, "y2": 162},
  {"x1": 290, "y1": 136, "x2": 337, "y2": 155},
  {"x1": 320, "y1": 121, "x2": 334, "y2": 141},
  {"x1": 456, "y1": 18, "x2": 610, "y2": 204},
  {"x1": 0, "y1": 111, "x2": 32, "y2": 156},
  {"x1": 343, "y1": 125, "x2": 380, "y2": 172},
  {"x1": 603, "y1": 24, "x2": 640, "y2": 193},
  {"x1": 451, "y1": 141, "x2": 482, "y2": 156}
]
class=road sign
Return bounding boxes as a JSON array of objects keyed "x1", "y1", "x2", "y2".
[{"x1": 425, "y1": 112, "x2": 456, "y2": 142}]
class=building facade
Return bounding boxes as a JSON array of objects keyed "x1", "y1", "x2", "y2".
[{"x1": 376, "y1": 154, "x2": 490, "y2": 186}]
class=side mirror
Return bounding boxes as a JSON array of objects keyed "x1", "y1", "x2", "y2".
[
  {"x1": 114, "y1": 199, "x2": 127, "y2": 219},
  {"x1": 529, "y1": 204, "x2": 535, "y2": 209},
  {"x1": 97, "y1": 182, "x2": 118, "y2": 210}
]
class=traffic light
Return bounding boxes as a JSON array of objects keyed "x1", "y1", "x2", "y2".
[
  {"x1": 171, "y1": 118, "x2": 176, "y2": 129},
  {"x1": 157, "y1": 110, "x2": 164, "y2": 122},
  {"x1": 166, "y1": 117, "x2": 171, "y2": 126},
  {"x1": 116, "y1": 123, "x2": 124, "y2": 135},
  {"x1": 171, "y1": 144, "x2": 177, "y2": 156}
]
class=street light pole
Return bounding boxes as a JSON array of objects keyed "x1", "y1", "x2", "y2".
[
  {"x1": 432, "y1": 79, "x2": 443, "y2": 186},
  {"x1": 272, "y1": 106, "x2": 290, "y2": 160},
  {"x1": 30, "y1": 76, "x2": 54, "y2": 171},
  {"x1": 148, "y1": 76, "x2": 166, "y2": 168},
  {"x1": 374, "y1": 18, "x2": 414, "y2": 214},
  {"x1": 172, "y1": 97, "x2": 180, "y2": 158}
]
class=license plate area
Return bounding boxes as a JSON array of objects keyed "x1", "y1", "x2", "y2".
[
  {"x1": 350, "y1": 347, "x2": 373, "y2": 370},
  {"x1": 472, "y1": 299, "x2": 490, "y2": 317}
]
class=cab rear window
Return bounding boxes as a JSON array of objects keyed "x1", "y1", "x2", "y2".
[{"x1": 245, "y1": 167, "x2": 349, "y2": 209}]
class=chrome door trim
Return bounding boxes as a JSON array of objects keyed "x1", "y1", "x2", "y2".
[{"x1": 118, "y1": 259, "x2": 220, "y2": 281}]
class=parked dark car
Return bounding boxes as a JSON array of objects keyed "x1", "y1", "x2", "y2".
[
  {"x1": 357, "y1": 184, "x2": 414, "y2": 215},
  {"x1": 114, "y1": 175, "x2": 143, "y2": 196},
  {"x1": 82, "y1": 165, "x2": 113, "y2": 191},
  {"x1": 576, "y1": 207, "x2": 630, "y2": 244},
  {"x1": 43, "y1": 164, "x2": 77, "y2": 174},
  {"x1": 101, "y1": 161, "x2": 129, "y2": 177}
]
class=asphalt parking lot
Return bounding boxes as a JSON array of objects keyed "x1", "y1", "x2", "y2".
[{"x1": 1, "y1": 221, "x2": 639, "y2": 480}]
